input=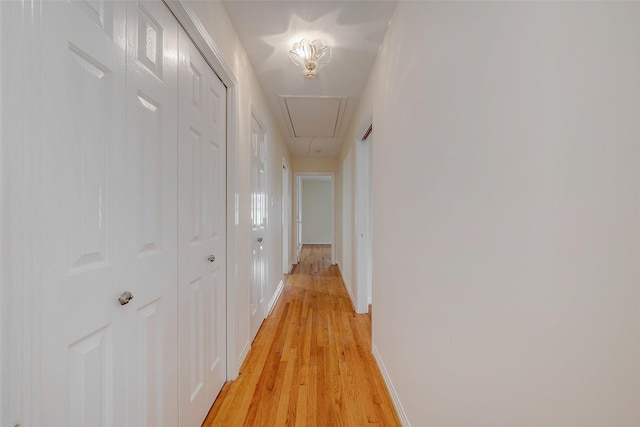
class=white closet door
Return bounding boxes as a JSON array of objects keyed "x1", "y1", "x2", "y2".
[
  {"x1": 37, "y1": 1, "x2": 180, "y2": 425},
  {"x1": 177, "y1": 28, "x2": 228, "y2": 427},
  {"x1": 124, "y1": 2, "x2": 179, "y2": 426},
  {"x1": 39, "y1": 2, "x2": 128, "y2": 425}
]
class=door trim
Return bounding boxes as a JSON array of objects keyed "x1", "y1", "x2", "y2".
[{"x1": 164, "y1": 0, "x2": 241, "y2": 380}]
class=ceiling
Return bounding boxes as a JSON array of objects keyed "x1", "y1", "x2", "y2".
[{"x1": 222, "y1": 0, "x2": 397, "y2": 158}]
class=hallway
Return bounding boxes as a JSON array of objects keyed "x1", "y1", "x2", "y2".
[{"x1": 203, "y1": 245, "x2": 401, "y2": 426}]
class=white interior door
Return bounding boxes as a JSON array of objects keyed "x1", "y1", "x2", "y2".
[
  {"x1": 250, "y1": 115, "x2": 267, "y2": 341},
  {"x1": 296, "y1": 175, "x2": 303, "y2": 263},
  {"x1": 38, "y1": 1, "x2": 179, "y2": 425},
  {"x1": 124, "y1": 2, "x2": 179, "y2": 425},
  {"x1": 356, "y1": 138, "x2": 373, "y2": 314},
  {"x1": 282, "y1": 162, "x2": 291, "y2": 274},
  {"x1": 178, "y1": 27, "x2": 228, "y2": 427},
  {"x1": 38, "y1": 3, "x2": 128, "y2": 425}
]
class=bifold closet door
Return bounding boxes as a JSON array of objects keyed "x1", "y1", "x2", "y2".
[
  {"x1": 37, "y1": 1, "x2": 179, "y2": 425},
  {"x1": 38, "y1": 2, "x2": 128, "y2": 424},
  {"x1": 177, "y1": 27, "x2": 228, "y2": 427},
  {"x1": 123, "y1": 2, "x2": 179, "y2": 426}
]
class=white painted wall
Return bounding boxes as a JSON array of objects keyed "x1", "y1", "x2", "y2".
[
  {"x1": 185, "y1": 0, "x2": 291, "y2": 368},
  {"x1": 0, "y1": 4, "x2": 5, "y2": 421},
  {"x1": 292, "y1": 157, "x2": 339, "y2": 174},
  {"x1": 343, "y1": 2, "x2": 640, "y2": 425},
  {"x1": 0, "y1": 4, "x2": 5, "y2": 422},
  {"x1": 301, "y1": 179, "x2": 332, "y2": 244}
]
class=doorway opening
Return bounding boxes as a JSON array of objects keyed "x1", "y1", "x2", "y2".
[{"x1": 294, "y1": 173, "x2": 336, "y2": 266}]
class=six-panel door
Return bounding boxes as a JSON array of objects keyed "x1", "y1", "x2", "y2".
[
  {"x1": 39, "y1": 2, "x2": 130, "y2": 424},
  {"x1": 36, "y1": 1, "x2": 226, "y2": 425},
  {"x1": 177, "y1": 26, "x2": 228, "y2": 427},
  {"x1": 250, "y1": 115, "x2": 268, "y2": 342},
  {"x1": 124, "y1": 2, "x2": 180, "y2": 426}
]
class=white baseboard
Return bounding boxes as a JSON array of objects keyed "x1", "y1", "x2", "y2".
[
  {"x1": 239, "y1": 280, "x2": 284, "y2": 371},
  {"x1": 238, "y1": 341, "x2": 251, "y2": 368},
  {"x1": 336, "y1": 263, "x2": 357, "y2": 313},
  {"x1": 372, "y1": 343, "x2": 411, "y2": 427},
  {"x1": 267, "y1": 280, "x2": 284, "y2": 316}
]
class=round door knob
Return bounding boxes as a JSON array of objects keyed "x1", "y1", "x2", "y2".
[
  {"x1": 118, "y1": 291, "x2": 133, "y2": 306},
  {"x1": 208, "y1": 255, "x2": 216, "y2": 262},
  {"x1": 257, "y1": 237, "x2": 263, "y2": 243}
]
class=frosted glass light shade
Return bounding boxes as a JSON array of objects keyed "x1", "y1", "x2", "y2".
[{"x1": 289, "y1": 39, "x2": 332, "y2": 79}]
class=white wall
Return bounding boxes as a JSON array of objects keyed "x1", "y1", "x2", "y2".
[
  {"x1": 0, "y1": 4, "x2": 5, "y2": 421},
  {"x1": 0, "y1": 3, "x2": 5, "y2": 421},
  {"x1": 343, "y1": 2, "x2": 640, "y2": 425},
  {"x1": 301, "y1": 179, "x2": 332, "y2": 244},
  {"x1": 186, "y1": 0, "x2": 291, "y2": 368},
  {"x1": 292, "y1": 157, "x2": 338, "y2": 174}
]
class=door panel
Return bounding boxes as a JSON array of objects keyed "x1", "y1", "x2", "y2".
[
  {"x1": 135, "y1": 299, "x2": 163, "y2": 427},
  {"x1": 124, "y1": 2, "x2": 179, "y2": 426},
  {"x1": 178, "y1": 27, "x2": 227, "y2": 427},
  {"x1": 66, "y1": 45, "x2": 112, "y2": 272},
  {"x1": 250, "y1": 116, "x2": 267, "y2": 341},
  {"x1": 68, "y1": 324, "x2": 115, "y2": 427},
  {"x1": 39, "y1": 2, "x2": 127, "y2": 425},
  {"x1": 209, "y1": 268, "x2": 224, "y2": 372}
]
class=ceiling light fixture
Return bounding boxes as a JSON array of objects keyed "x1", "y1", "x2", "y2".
[{"x1": 289, "y1": 38, "x2": 332, "y2": 79}]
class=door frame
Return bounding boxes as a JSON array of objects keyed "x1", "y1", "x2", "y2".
[
  {"x1": 294, "y1": 172, "x2": 337, "y2": 265},
  {"x1": 0, "y1": 2, "x2": 242, "y2": 424}
]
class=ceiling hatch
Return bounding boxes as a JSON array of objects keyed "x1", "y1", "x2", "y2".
[{"x1": 279, "y1": 96, "x2": 348, "y2": 138}]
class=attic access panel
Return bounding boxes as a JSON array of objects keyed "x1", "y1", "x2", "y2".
[{"x1": 279, "y1": 96, "x2": 348, "y2": 138}]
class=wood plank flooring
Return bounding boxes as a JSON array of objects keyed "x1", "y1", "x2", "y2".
[{"x1": 202, "y1": 244, "x2": 401, "y2": 426}]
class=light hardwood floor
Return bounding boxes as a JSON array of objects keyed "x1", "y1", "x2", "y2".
[{"x1": 202, "y1": 244, "x2": 401, "y2": 426}]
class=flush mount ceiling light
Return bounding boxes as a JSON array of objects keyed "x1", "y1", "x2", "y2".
[{"x1": 289, "y1": 38, "x2": 332, "y2": 79}]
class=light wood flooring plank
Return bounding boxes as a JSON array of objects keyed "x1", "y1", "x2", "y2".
[{"x1": 202, "y1": 244, "x2": 401, "y2": 427}]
